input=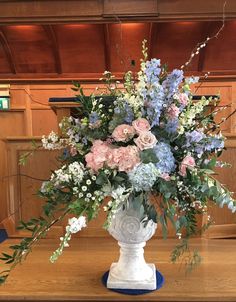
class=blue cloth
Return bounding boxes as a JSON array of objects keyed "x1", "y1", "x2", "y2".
[
  {"x1": 102, "y1": 270, "x2": 164, "y2": 295},
  {"x1": 0, "y1": 229, "x2": 8, "y2": 243}
]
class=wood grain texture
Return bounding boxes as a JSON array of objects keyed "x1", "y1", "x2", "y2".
[
  {"x1": 0, "y1": 20, "x2": 236, "y2": 79},
  {"x1": 0, "y1": 238, "x2": 235, "y2": 301}
]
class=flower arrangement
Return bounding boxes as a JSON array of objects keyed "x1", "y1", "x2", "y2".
[{"x1": 1, "y1": 40, "x2": 236, "y2": 284}]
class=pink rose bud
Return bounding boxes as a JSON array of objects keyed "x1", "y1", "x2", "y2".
[{"x1": 179, "y1": 155, "x2": 196, "y2": 176}]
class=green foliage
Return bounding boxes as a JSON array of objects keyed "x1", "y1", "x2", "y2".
[
  {"x1": 140, "y1": 149, "x2": 158, "y2": 164},
  {"x1": 19, "y1": 140, "x2": 38, "y2": 166}
]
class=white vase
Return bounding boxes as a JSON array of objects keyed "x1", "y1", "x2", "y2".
[{"x1": 107, "y1": 198, "x2": 157, "y2": 290}]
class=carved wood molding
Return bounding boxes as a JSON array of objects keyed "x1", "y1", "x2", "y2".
[
  {"x1": 0, "y1": 0, "x2": 235, "y2": 24},
  {"x1": 0, "y1": 28, "x2": 16, "y2": 74}
]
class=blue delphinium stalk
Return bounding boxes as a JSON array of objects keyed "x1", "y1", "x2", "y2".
[
  {"x1": 128, "y1": 163, "x2": 159, "y2": 192},
  {"x1": 113, "y1": 101, "x2": 134, "y2": 125},
  {"x1": 123, "y1": 102, "x2": 135, "y2": 124},
  {"x1": 165, "y1": 118, "x2": 179, "y2": 134},
  {"x1": 153, "y1": 142, "x2": 175, "y2": 173},
  {"x1": 89, "y1": 112, "x2": 99, "y2": 124},
  {"x1": 146, "y1": 84, "x2": 165, "y2": 127},
  {"x1": 185, "y1": 130, "x2": 205, "y2": 147},
  {"x1": 163, "y1": 69, "x2": 184, "y2": 105},
  {"x1": 204, "y1": 136, "x2": 224, "y2": 151},
  {"x1": 138, "y1": 59, "x2": 165, "y2": 127},
  {"x1": 145, "y1": 59, "x2": 162, "y2": 83}
]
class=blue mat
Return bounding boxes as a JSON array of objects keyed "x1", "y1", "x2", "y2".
[
  {"x1": 102, "y1": 270, "x2": 164, "y2": 295},
  {"x1": 0, "y1": 229, "x2": 8, "y2": 243}
]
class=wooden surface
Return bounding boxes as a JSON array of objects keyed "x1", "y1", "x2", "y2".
[{"x1": 0, "y1": 237, "x2": 235, "y2": 301}]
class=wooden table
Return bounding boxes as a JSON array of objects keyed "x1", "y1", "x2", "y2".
[{"x1": 0, "y1": 237, "x2": 235, "y2": 301}]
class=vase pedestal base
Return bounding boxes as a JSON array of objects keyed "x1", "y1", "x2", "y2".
[{"x1": 107, "y1": 263, "x2": 156, "y2": 290}]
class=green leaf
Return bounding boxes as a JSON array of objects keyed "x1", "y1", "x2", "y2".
[
  {"x1": 0, "y1": 253, "x2": 12, "y2": 260},
  {"x1": 160, "y1": 214, "x2": 168, "y2": 239},
  {"x1": 0, "y1": 275, "x2": 8, "y2": 285},
  {"x1": 140, "y1": 149, "x2": 158, "y2": 164},
  {"x1": 95, "y1": 171, "x2": 108, "y2": 185}
]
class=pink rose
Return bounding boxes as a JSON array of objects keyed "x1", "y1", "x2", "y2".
[
  {"x1": 167, "y1": 104, "x2": 180, "y2": 119},
  {"x1": 179, "y1": 93, "x2": 189, "y2": 106},
  {"x1": 132, "y1": 118, "x2": 151, "y2": 135},
  {"x1": 179, "y1": 155, "x2": 196, "y2": 176},
  {"x1": 85, "y1": 140, "x2": 110, "y2": 172},
  {"x1": 134, "y1": 131, "x2": 157, "y2": 150},
  {"x1": 117, "y1": 146, "x2": 140, "y2": 172},
  {"x1": 112, "y1": 124, "x2": 135, "y2": 142}
]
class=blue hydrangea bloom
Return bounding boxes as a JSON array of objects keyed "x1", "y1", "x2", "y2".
[
  {"x1": 153, "y1": 142, "x2": 175, "y2": 173},
  {"x1": 128, "y1": 163, "x2": 159, "y2": 192}
]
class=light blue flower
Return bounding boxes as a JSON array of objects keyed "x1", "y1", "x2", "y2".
[
  {"x1": 89, "y1": 112, "x2": 99, "y2": 124},
  {"x1": 185, "y1": 130, "x2": 205, "y2": 147},
  {"x1": 128, "y1": 163, "x2": 159, "y2": 192},
  {"x1": 163, "y1": 69, "x2": 184, "y2": 105},
  {"x1": 165, "y1": 118, "x2": 179, "y2": 134},
  {"x1": 204, "y1": 136, "x2": 224, "y2": 151},
  {"x1": 153, "y1": 142, "x2": 175, "y2": 173}
]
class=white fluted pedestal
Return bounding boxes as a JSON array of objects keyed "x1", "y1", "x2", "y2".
[
  {"x1": 107, "y1": 242, "x2": 156, "y2": 290},
  {"x1": 107, "y1": 198, "x2": 157, "y2": 290}
]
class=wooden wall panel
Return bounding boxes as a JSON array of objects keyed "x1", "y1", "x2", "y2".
[
  {"x1": 211, "y1": 147, "x2": 236, "y2": 225},
  {"x1": 19, "y1": 149, "x2": 59, "y2": 221},
  {"x1": 0, "y1": 111, "x2": 26, "y2": 226},
  {"x1": 10, "y1": 87, "x2": 27, "y2": 108},
  {"x1": 29, "y1": 84, "x2": 71, "y2": 107},
  {"x1": 195, "y1": 83, "x2": 233, "y2": 132},
  {"x1": 0, "y1": 140, "x2": 8, "y2": 229},
  {"x1": 2, "y1": 138, "x2": 63, "y2": 237},
  {"x1": 0, "y1": 110, "x2": 25, "y2": 138},
  {"x1": 32, "y1": 109, "x2": 58, "y2": 136}
]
